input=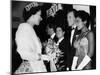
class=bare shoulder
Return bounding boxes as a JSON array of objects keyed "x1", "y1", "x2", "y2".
[{"x1": 87, "y1": 31, "x2": 94, "y2": 37}]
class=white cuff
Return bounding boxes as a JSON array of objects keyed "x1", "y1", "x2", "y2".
[{"x1": 71, "y1": 56, "x2": 78, "y2": 70}]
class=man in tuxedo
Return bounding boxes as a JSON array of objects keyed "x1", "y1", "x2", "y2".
[{"x1": 66, "y1": 9, "x2": 79, "y2": 70}]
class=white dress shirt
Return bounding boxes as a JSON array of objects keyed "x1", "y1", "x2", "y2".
[{"x1": 70, "y1": 25, "x2": 76, "y2": 45}]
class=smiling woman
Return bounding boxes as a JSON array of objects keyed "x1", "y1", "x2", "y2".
[{"x1": 72, "y1": 10, "x2": 94, "y2": 70}]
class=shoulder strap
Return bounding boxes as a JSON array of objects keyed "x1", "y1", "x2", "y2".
[
  {"x1": 76, "y1": 30, "x2": 90, "y2": 40},
  {"x1": 83, "y1": 30, "x2": 90, "y2": 37}
]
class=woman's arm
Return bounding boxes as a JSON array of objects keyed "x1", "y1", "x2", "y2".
[
  {"x1": 15, "y1": 23, "x2": 41, "y2": 61},
  {"x1": 87, "y1": 31, "x2": 94, "y2": 57},
  {"x1": 16, "y1": 34, "x2": 41, "y2": 61},
  {"x1": 17, "y1": 39, "x2": 41, "y2": 61},
  {"x1": 17, "y1": 48, "x2": 40, "y2": 61}
]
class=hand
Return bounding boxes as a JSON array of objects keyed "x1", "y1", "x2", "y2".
[
  {"x1": 42, "y1": 41, "x2": 47, "y2": 47},
  {"x1": 50, "y1": 53, "x2": 56, "y2": 60},
  {"x1": 41, "y1": 55, "x2": 50, "y2": 61}
]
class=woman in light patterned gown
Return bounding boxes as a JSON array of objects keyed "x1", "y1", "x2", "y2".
[
  {"x1": 71, "y1": 10, "x2": 94, "y2": 70},
  {"x1": 14, "y1": 2, "x2": 48, "y2": 74}
]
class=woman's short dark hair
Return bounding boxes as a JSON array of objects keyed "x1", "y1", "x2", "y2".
[
  {"x1": 23, "y1": 2, "x2": 42, "y2": 21},
  {"x1": 77, "y1": 10, "x2": 90, "y2": 28}
]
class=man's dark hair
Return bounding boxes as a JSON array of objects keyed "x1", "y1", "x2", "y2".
[{"x1": 67, "y1": 8, "x2": 78, "y2": 18}]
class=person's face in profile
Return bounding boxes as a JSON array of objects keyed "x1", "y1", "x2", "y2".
[
  {"x1": 56, "y1": 27, "x2": 65, "y2": 39},
  {"x1": 33, "y1": 10, "x2": 42, "y2": 25},
  {"x1": 46, "y1": 26, "x2": 54, "y2": 36},
  {"x1": 67, "y1": 11, "x2": 76, "y2": 27}
]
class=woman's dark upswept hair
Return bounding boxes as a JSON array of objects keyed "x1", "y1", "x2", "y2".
[
  {"x1": 76, "y1": 10, "x2": 90, "y2": 28},
  {"x1": 23, "y1": 3, "x2": 41, "y2": 21}
]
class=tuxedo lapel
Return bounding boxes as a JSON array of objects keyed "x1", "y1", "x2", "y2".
[{"x1": 72, "y1": 28, "x2": 77, "y2": 46}]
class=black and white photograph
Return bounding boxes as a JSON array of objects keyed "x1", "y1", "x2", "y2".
[{"x1": 11, "y1": 0, "x2": 96, "y2": 75}]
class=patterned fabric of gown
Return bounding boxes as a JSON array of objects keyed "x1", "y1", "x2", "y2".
[{"x1": 74, "y1": 30, "x2": 91, "y2": 70}]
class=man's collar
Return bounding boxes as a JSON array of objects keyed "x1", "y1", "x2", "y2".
[
  {"x1": 56, "y1": 37, "x2": 64, "y2": 45},
  {"x1": 51, "y1": 33, "x2": 55, "y2": 39},
  {"x1": 72, "y1": 24, "x2": 76, "y2": 29}
]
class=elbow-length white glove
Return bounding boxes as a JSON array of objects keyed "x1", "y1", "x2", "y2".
[
  {"x1": 71, "y1": 56, "x2": 78, "y2": 70},
  {"x1": 77, "y1": 55, "x2": 91, "y2": 70}
]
